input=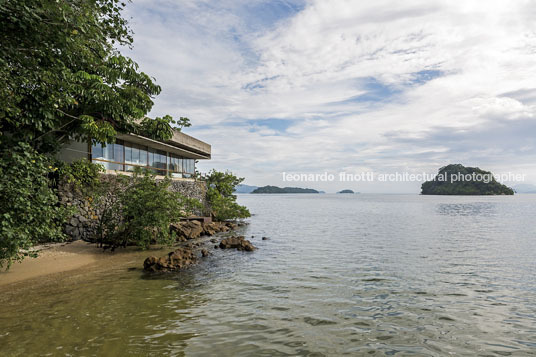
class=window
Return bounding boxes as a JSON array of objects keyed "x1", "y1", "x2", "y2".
[
  {"x1": 91, "y1": 139, "x2": 197, "y2": 178},
  {"x1": 169, "y1": 154, "x2": 183, "y2": 178},
  {"x1": 125, "y1": 142, "x2": 148, "y2": 172},
  {"x1": 91, "y1": 141, "x2": 123, "y2": 171},
  {"x1": 148, "y1": 148, "x2": 167, "y2": 175},
  {"x1": 183, "y1": 159, "x2": 195, "y2": 177}
]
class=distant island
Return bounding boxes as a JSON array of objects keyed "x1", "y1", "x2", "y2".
[
  {"x1": 512, "y1": 184, "x2": 536, "y2": 194},
  {"x1": 234, "y1": 184, "x2": 258, "y2": 193},
  {"x1": 421, "y1": 164, "x2": 514, "y2": 195},
  {"x1": 251, "y1": 185, "x2": 319, "y2": 194},
  {"x1": 337, "y1": 189, "x2": 354, "y2": 194}
]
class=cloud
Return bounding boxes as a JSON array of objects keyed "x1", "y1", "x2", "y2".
[{"x1": 120, "y1": 0, "x2": 536, "y2": 192}]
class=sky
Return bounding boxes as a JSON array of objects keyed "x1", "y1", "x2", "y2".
[{"x1": 120, "y1": 0, "x2": 536, "y2": 193}]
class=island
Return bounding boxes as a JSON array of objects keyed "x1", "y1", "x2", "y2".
[
  {"x1": 421, "y1": 164, "x2": 514, "y2": 195},
  {"x1": 512, "y1": 184, "x2": 536, "y2": 194},
  {"x1": 234, "y1": 184, "x2": 258, "y2": 193},
  {"x1": 251, "y1": 185, "x2": 319, "y2": 194},
  {"x1": 337, "y1": 189, "x2": 355, "y2": 194}
]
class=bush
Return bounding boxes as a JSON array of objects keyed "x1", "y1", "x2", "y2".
[
  {"x1": 204, "y1": 170, "x2": 250, "y2": 221},
  {"x1": 93, "y1": 170, "x2": 201, "y2": 251},
  {"x1": 0, "y1": 143, "x2": 71, "y2": 269},
  {"x1": 58, "y1": 158, "x2": 105, "y2": 193}
]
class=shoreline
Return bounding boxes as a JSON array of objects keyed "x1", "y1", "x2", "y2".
[
  {"x1": 0, "y1": 221, "x2": 252, "y2": 289},
  {"x1": 0, "y1": 241, "x2": 120, "y2": 288}
]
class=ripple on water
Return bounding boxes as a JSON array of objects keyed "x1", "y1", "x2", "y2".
[{"x1": 1, "y1": 194, "x2": 536, "y2": 355}]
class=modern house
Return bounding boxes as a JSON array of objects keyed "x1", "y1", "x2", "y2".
[{"x1": 58, "y1": 129, "x2": 211, "y2": 179}]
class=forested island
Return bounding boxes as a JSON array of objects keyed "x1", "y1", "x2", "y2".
[
  {"x1": 337, "y1": 189, "x2": 355, "y2": 194},
  {"x1": 421, "y1": 164, "x2": 514, "y2": 195},
  {"x1": 251, "y1": 186, "x2": 319, "y2": 194}
]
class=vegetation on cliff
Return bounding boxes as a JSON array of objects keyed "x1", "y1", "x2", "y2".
[
  {"x1": 421, "y1": 164, "x2": 514, "y2": 195},
  {"x1": 251, "y1": 186, "x2": 319, "y2": 194}
]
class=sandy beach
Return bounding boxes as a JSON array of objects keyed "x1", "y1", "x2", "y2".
[{"x1": 0, "y1": 241, "x2": 113, "y2": 287}]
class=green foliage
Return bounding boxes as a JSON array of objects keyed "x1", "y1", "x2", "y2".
[
  {"x1": 0, "y1": 143, "x2": 71, "y2": 269},
  {"x1": 0, "y1": 0, "x2": 162, "y2": 152},
  {"x1": 58, "y1": 158, "x2": 105, "y2": 192},
  {"x1": 120, "y1": 173, "x2": 185, "y2": 249},
  {"x1": 139, "y1": 115, "x2": 176, "y2": 141},
  {"x1": 0, "y1": 0, "x2": 198, "y2": 265},
  {"x1": 139, "y1": 115, "x2": 192, "y2": 141},
  {"x1": 175, "y1": 117, "x2": 192, "y2": 130},
  {"x1": 93, "y1": 170, "x2": 199, "y2": 250},
  {"x1": 205, "y1": 170, "x2": 251, "y2": 221},
  {"x1": 421, "y1": 164, "x2": 515, "y2": 195}
]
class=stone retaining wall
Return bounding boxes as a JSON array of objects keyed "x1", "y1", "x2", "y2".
[{"x1": 58, "y1": 174, "x2": 208, "y2": 241}]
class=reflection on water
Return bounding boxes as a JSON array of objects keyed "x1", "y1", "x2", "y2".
[
  {"x1": 1, "y1": 194, "x2": 536, "y2": 356},
  {"x1": 436, "y1": 202, "x2": 497, "y2": 216}
]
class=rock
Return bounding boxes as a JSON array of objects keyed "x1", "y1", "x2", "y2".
[
  {"x1": 210, "y1": 238, "x2": 217, "y2": 243},
  {"x1": 201, "y1": 249, "x2": 210, "y2": 257},
  {"x1": 219, "y1": 236, "x2": 256, "y2": 252},
  {"x1": 65, "y1": 225, "x2": 77, "y2": 236},
  {"x1": 202, "y1": 222, "x2": 221, "y2": 236},
  {"x1": 69, "y1": 217, "x2": 79, "y2": 227},
  {"x1": 170, "y1": 220, "x2": 204, "y2": 240},
  {"x1": 143, "y1": 256, "x2": 159, "y2": 272},
  {"x1": 225, "y1": 222, "x2": 238, "y2": 230},
  {"x1": 262, "y1": 237, "x2": 269, "y2": 240},
  {"x1": 143, "y1": 247, "x2": 197, "y2": 272},
  {"x1": 214, "y1": 245, "x2": 219, "y2": 249}
]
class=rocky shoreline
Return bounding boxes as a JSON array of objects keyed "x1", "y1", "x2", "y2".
[{"x1": 143, "y1": 220, "x2": 257, "y2": 272}]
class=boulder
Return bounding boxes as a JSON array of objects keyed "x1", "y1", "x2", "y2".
[
  {"x1": 170, "y1": 220, "x2": 204, "y2": 240},
  {"x1": 219, "y1": 236, "x2": 256, "y2": 252},
  {"x1": 201, "y1": 249, "x2": 210, "y2": 257},
  {"x1": 202, "y1": 222, "x2": 221, "y2": 236},
  {"x1": 143, "y1": 247, "x2": 197, "y2": 272},
  {"x1": 225, "y1": 222, "x2": 238, "y2": 230}
]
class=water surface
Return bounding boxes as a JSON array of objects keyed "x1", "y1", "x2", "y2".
[{"x1": 1, "y1": 194, "x2": 536, "y2": 356}]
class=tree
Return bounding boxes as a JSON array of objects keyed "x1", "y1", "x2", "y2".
[
  {"x1": 138, "y1": 115, "x2": 191, "y2": 141},
  {"x1": 0, "y1": 0, "x2": 187, "y2": 266},
  {"x1": 0, "y1": 144, "x2": 71, "y2": 268},
  {"x1": 0, "y1": 0, "x2": 167, "y2": 152},
  {"x1": 205, "y1": 170, "x2": 251, "y2": 221}
]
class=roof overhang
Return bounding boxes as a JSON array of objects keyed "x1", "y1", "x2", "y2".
[{"x1": 117, "y1": 133, "x2": 211, "y2": 160}]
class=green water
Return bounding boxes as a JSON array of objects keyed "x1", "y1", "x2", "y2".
[{"x1": 1, "y1": 194, "x2": 536, "y2": 356}]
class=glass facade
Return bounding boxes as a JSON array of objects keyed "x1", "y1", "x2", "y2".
[{"x1": 91, "y1": 139, "x2": 196, "y2": 178}]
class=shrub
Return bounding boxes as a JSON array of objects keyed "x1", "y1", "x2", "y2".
[
  {"x1": 93, "y1": 170, "x2": 200, "y2": 251},
  {"x1": 204, "y1": 170, "x2": 250, "y2": 221},
  {"x1": 0, "y1": 143, "x2": 71, "y2": 269},
  {"x1": 58, "y1": 158, "x2": 105, "y2": 193}
]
